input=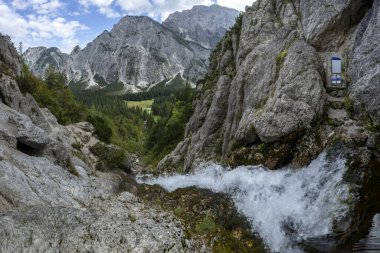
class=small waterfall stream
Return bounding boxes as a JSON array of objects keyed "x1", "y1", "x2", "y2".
[{"x1": 141, "y1": 152, "x2": 353, "y2": 252}]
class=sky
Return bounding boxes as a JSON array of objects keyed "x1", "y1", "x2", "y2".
[{"x1": 0, "y1": 0, "x2": 253, "y2": 53}]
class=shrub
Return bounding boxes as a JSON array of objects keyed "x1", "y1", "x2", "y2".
[
  {"x1": 195, "y1": 214, "x2": 218, "y2": 235},
  {"x1": 87, "y1": 115, "x2": 113, "y2": 143},
  {"x1": 89, "y1": 143, "x2": 131, "y2": 173},
  {"x1": 71, "y1": 140, "x2": 83, "y2": 151},
  {"x1": 276, "y1": 49, "x2": 288, "y2": 69},
  {"x1": 128, "y1": 213, "x2": 137, "y2": 222}
]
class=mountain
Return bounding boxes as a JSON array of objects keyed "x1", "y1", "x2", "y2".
[
  {"x1": 163, "y1": 4, "x2": 240, "y2": 49},
  {"x1": 23, "y1": 5, "x2": 239, "y2": 93},
  {"x1": 159, "y1": 0, "x2": 379, "y2": 172}
]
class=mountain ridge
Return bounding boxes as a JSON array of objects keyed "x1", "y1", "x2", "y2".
[{"x1": 23, "y1": 5, "x2": 239, "y2": 93}]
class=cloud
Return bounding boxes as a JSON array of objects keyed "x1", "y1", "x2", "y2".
[
  {"x1": 11, "y1": 0, "x2": 64, "y2": 15},
  {"x1": 217, "y1": 0, "x2": 254, "y2": 11},
  {"x1": 0, "y1": 1, "x2": 88, "y2": 53},
  {"x1": 144, "y1": 0, "x2": 215, "y2": 20},
  {"x1": 79, "y1": 0, "x2": 120, "y2": 18},
  {"x1": 78, "y1": 0, "x2": 215, "y2": 21}
]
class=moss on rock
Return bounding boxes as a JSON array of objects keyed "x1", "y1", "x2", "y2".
[{"x1": 133, "y1": 183, "x2": 266, "y2": 253}]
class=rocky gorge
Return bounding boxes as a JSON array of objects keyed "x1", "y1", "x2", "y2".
[
  {"x1": 0, "y1": 33, "x2": 265, "y2": 252},
  {"x1": 154, "y1": 0, "x2": 380, "y2": 251},
  {"x1": 0, "y1": 0, "x2": 380, "y2": 252}
]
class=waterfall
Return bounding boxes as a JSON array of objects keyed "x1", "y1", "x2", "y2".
[{"x1": 140, "y1": 152, "x2": 352, "y2": 253}]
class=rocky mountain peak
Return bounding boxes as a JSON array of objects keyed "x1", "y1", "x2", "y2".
[
  {"x1": 163, "y1": 4, "x2": 240, "y2": 49},
  {"x1": 22, "y1": 5, "x2": 239, "y2": 92}
]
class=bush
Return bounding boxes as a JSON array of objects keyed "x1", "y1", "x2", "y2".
[
  {"x1": 17, "y1": 65, "x2": 87, "y2": 125},
  {"x1": 89, "y1": 143, "x2": 131, "y2": 173},
  {"x1": 87, "y1": 115, "x2": 113, "y2": 143}
]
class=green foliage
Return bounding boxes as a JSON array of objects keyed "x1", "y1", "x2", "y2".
[
  {"x1": 0, "y1": 63, "x2": 13, "y2": 77},
  {"x1": 87, "y1": 114, "x2": 113, "y2": 143},
  {"x1": 67, "y1": 160, "x2": 79, "y2": 177},
  {"x1": 151, "y1": 95, "x2": 176, "y2": 118},
  {"x1": 89, "y1": 142, "x2": 131, "y2": 173},
  {"x1": 17, "y1": 65, "x2": 87, "y2": 125},
  {"x1": 44, "y1": 66, "x2": 67, "y2": 88},
  {"x1": 71, "y1": 140, "x2": 83, "y2": 151},
  {"x1": 72, "y1": 89, "x2": 155, "y2": 153},
  {"x1": 128, "y1": 213, "x2": 137, "y2": 222},
  {"x1": 195, "y1": 214, "x2": 218, "y2": 235},
  {"x1": 257, "y1": 143, "x2": 266, "y2": 153},
  {"x1": 343, "y1": 96, "x2": 355, "y2": 116},
  {"x1": 276, "y1": 49, "x2": 288, "y2": 70},
  {"x1": 144, "y1": 85, "x2": 195, "y2": 167},
  {"x1": 16, "y1": 65, "x2": 199, "y2": 169}
]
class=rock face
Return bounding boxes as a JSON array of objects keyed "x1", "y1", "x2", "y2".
[
  {"x1": 22, "y1": 47, "x2": 70, "y2": 81},
  {"x1": 0, "y1": 34, "x2": 200, "y2": 252},
  {"x1": 159, "y1": 0, "x2": 379, "y2": 171},
  {"x1": 23, "y1": 5, "x2": 239, "y2": 92},
  {"x1": 163, "y1": 5, "x2": 239, "y2": 49},
  {"x1": 349, "y1": 0, "x2": 380, "y2": 125}
]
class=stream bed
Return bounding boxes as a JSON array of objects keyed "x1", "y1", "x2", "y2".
[{"x1": 141, "y1": 152, "x2": 352, "y2": 252}]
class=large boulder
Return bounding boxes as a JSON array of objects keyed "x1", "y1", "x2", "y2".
[{"x1": 301, "y1": 0, "x2": 370, "y2": 50}]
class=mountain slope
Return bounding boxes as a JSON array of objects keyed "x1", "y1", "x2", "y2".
[
  {"x1": 163, "y1": 4, "x2": 240, "y2": 49},
  {"x1": 23, "y1": 5, "x2": 239, "y2": 93}
]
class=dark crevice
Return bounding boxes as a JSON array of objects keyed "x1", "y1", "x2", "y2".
[
  {"x1": 16, "y1": 141, "x2": 43, "y2": 157},
  {"x1": 0, "y1": 90, "x2": 5, "y2": 104}
]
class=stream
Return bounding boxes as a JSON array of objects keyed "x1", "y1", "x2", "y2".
[{"x1": 141, "y1": 152, "x2": 352, "y2": 252}]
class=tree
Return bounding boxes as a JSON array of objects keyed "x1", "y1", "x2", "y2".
[{"x1": 18, "y1": 42, "x2": 23, "y2": 55}]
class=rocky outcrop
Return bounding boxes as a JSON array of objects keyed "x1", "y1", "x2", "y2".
[
  {"x1": 349, "y1": 0, "x2": 380, "y2": 125},
  {"x1": 23, "y1": 5, "x2": 239, "y2": 92},
  {"x1": 0, "y1": 35, "x2": 22, "y2": 76},
  {"x1": 0, "y1": 34, "x2": 201, "y2": 252},
  {"x1": 159, "y1": 0, "x2": 379, "y2": 171},
  {"x1": 163, "y1": 5, "x2": 239, "y2": 49}
]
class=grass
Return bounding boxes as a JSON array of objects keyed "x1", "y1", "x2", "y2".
[
  {"x1": 276, "y1": 49, "x2": 288, "y2": 70},
  {"x1": 126, "y1": 100, "x2": 154, "y2": 113},
  {"x1": 128, "y1": 213, "x2": 137, "y2": 222}
]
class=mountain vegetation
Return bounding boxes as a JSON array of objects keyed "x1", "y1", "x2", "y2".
[{"x1": 16, "y1": 64, "x2": 195, "y2": 168}]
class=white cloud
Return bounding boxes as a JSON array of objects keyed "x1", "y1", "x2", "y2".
[
  {"x1": 78, "y1": 0, "x2": 215, "y2": 21},
  {"x1": 79, "y1": 0, "x2": 120, "y2": 18},
  {"x1": 11, "y1": 0, "x2": 64, "y2": 15},
  {"x1": 146, "y1": 0, "x2": 214, "y2": 20},
  {"x1": 217, "y1": 0, "x2": 254, "y2": 11},
  {"x1": 115, "y1": 0, "x2": 152, "y2": 14},
  {"x1": 0, "y1": 1, "x2": 88, "y2": 53}
]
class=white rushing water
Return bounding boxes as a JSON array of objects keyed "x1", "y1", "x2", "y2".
[{"x1": 142, "y1": 152, "x2": 352, "y2": 253}]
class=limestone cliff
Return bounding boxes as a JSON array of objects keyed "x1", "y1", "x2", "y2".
[
  {"x1": 163, "y1": 5, "x2": 239, "y2": 49},
  {"x1": 0, "y1": 34, "x2": 200, "y2": 252},
  {"x1": 159, "y1": 0, "x2": 379, "y2": 171}
]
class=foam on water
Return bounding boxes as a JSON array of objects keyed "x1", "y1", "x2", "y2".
[{"x1": 141, "y1": 152, "x2": 351, "y2": 252}]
